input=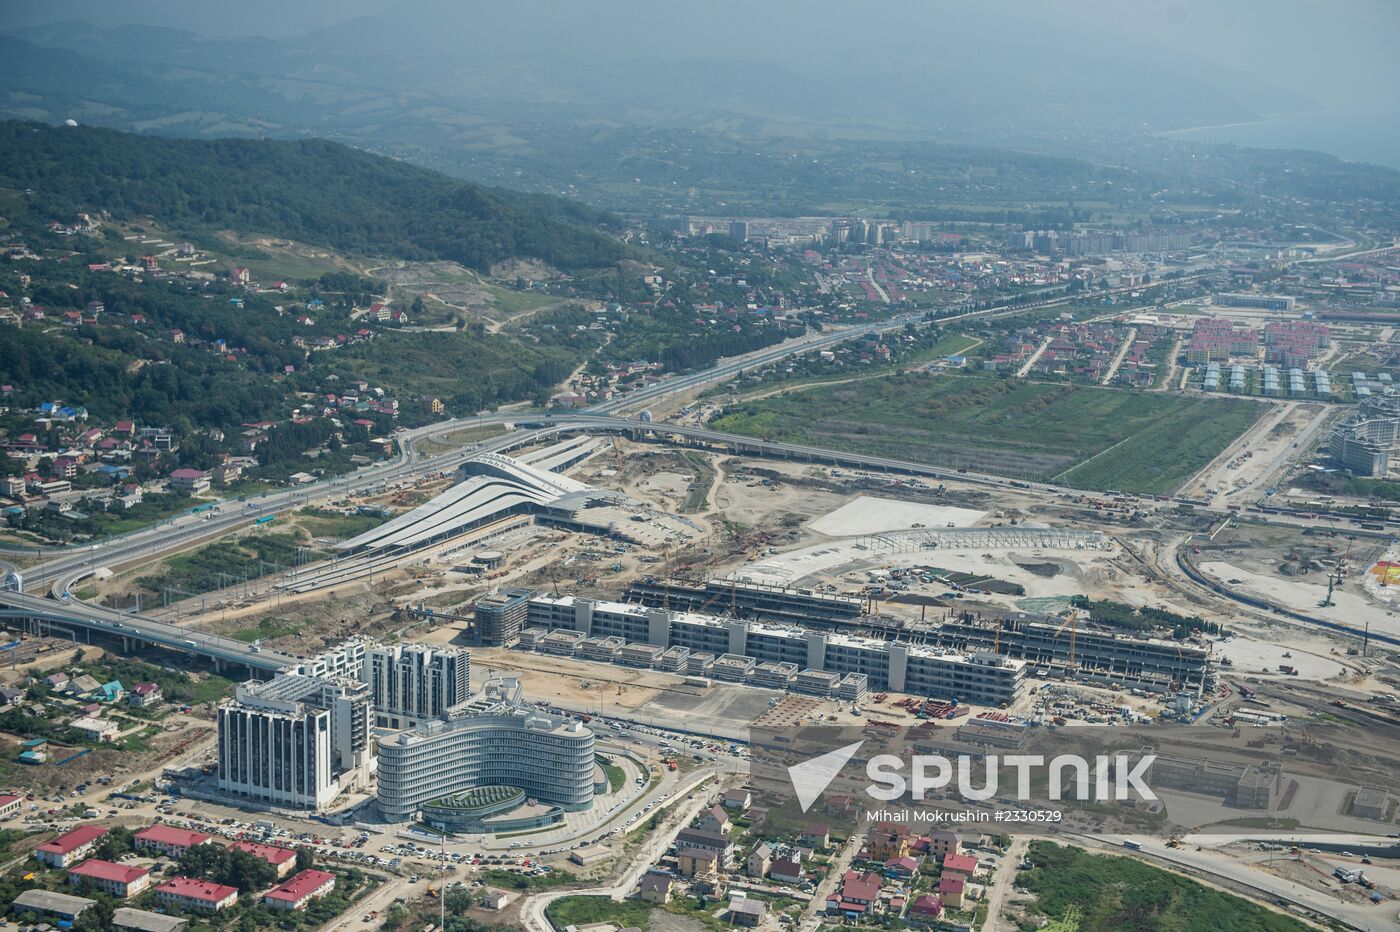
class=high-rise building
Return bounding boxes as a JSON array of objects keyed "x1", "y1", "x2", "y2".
[
  {"x1": 728, "y1": 220, "x2": 750, "y2": 242},
  {"x1": 376, "y1": 678, "x2": 596, "y2": 822},
  {"x1": 473, "y1": 588, "x2": 535, "y2": 647},
  {"x1": 363, "y1": 643, "x2": 471, "y2": 728},
  {"x1": 216, "y1": 674, "x2": 372, "y2": 811}
]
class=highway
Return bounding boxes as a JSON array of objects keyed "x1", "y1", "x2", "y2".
[
  {"x1": 5, "y1": 273, "x2": 1181, "y2": 589},
  {"x1": 1083, "y1": 833, "x2": 1395, "y2": 931},
  {"x1": 0, "y1": 268, "x2": 1318, "y2": 676},
  {"x1": 0, "y1": 587, "x2": 294, "y2": 672},
  {"x1": 8, "y1": 399, "x2": 1390, "y2": 671}
]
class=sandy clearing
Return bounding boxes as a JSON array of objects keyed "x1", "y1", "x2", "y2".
[{"x1": 808, "y1": 495, "x2": 986, "y2": 536}]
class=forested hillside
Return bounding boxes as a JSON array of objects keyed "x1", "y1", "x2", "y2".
[{"x1": 0, "y1": 121, "x2": 628, "y2": 271}]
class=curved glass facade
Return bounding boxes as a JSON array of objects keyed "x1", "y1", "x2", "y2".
[{"x1": 377, "y1": 709, "x2": 595, "y2": 821}]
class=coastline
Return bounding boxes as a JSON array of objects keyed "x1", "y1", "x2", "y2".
[{"x1": 1151, "y1": 110, "x2": 1400, "y2": 171}]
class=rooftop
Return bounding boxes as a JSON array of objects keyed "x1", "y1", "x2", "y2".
[
  {"x1": 229, "y1": 841, "x2": 296, "y2": 865},
  {"x1": 69, "y1": 859, "x2": 150, "y2": 884},
  {"x1": 13, "y1": 889, "x2": 95, "y2": 915},
  {"x1": 37, "y1": 825, "x2": 108, "y2": 855},
  {"x1": 155, "y1": 877, "x2": 238, "y2": 902},
  {"x1": 137, "y1": 825, "x2": 212, "y2": 848},
  {"x1": 265, "y1": 869, "x2": 335, "y2": 903}
]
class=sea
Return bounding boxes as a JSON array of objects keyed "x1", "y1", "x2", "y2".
[{"x1": 1163, "y1": 110, "x2": 1400, "y2": 171}]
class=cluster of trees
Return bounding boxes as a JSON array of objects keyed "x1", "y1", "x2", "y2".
[
  {"x1": 137, "y1": 531, "x2": 317, "y2": 597},
  {"x1": 0, "y1": 324, "x2": 288, "y2": 431},
  {"x1": 0, "y1": 121, "x2": 629, "y2": 272},
  {"x1": 178, "y1": 843, "x2": 283, "y2": 894},
  {"x1": 1069, "y1": 596, "x2": 1224, "y2": 638}
]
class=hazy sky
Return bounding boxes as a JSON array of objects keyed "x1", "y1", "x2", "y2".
[{"x1": 3, "y1": 0, "x2": 1397, "y2": 113}]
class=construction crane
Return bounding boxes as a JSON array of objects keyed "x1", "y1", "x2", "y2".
[
  {"x1": 1322, "y1": 538, "x2": 1353, "y2": 607},
  {"x1": 662, "y1": 546, "x2": 671, "y2": 610},
  {"x1": 1053, "y1": 612, "x2": 1078, "y2": 672}
]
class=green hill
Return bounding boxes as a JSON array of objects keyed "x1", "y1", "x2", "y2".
[{"x1": 0, "y1": 120, "x2": 627, "y2": 272}]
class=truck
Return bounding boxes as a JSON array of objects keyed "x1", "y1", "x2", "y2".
[{"x1": 254, "y1": 514, "x2": 276, "y2": 525}]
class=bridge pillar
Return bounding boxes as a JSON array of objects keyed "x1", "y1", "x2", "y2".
[
  {"x1": 212, "y1": 657, "x2": 223, "y2": 674},
  {"x1": 121, "y1": 637, "x2": 130, "y2": 652}
]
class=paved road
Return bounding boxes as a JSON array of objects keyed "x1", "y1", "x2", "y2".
[
  {"x1": 982, "y1": 837, "x2": 1029, "y2": 931},
  {"x1": 797, "y1": 829, "x2": 864, "y2": 932},
  {"x1": 1100, "y1": 327, "x2": 1137, "y2": 386},
  {"x1": 519, "y1": 774, "x2": 720, "y2": 932},
  {"x1": 1082, "y1": 834, "x2": 1393, "y2": 931}
]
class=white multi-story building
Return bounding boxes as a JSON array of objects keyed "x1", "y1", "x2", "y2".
[
  {"x1": 363, "y1": 643, "x2": 470, "y2": 728},
  {"x1": 299, "y1": 640, "x2": 471, "y2": 728},
  {"x1": 521, "y1": 594, "x2": 1025, "y2": 706},
  {"x1": 216, "y1": 674, "x2": 372, "y2": 811},
  {"x1": 376, "y1": 678, "x2": 595, "y2": 822}
]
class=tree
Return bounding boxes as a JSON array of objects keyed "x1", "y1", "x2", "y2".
[
  {"x1": 295, "y1": 846, "x2": 316, "y2": 872},
  {"x1": 93, "y1": 826, "x2": 135, "y2": 861},
  {"x1": 73, "y1": 896, "x2": 115, "y2": 932}
]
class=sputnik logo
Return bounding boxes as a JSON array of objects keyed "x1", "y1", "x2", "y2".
[{"x1": 787, "y1": 740, "x2": 865, "y2": 812}]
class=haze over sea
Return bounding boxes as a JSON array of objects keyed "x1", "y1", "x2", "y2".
[{"x1": 1166, "y1": 109, "x2": 1400, "y2": 171}]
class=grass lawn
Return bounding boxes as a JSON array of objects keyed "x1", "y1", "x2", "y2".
[
  {"x1": 228, "y1": 615, "x2": 307, "y2": 643},
  {"x1": 1019, "y1": 841, "x2": 1312, "y2": 931},
  {"x1": 710, "y1": 372, "x2": 1262, "y2": 495},
  {"x1": 477, "y1": 868, "x2": 575, "y2": 891},
  {"x1": 294, "y1": 507, "x2": 387, "y2": 540},
  {"x1": 546, "y1": 897, "x2": 652, "y2": 930},
  {"x1": 137, "y1": 531, "x2": 319, "y2": 597},
  {"x1": 487, "y1": 283, "x2": 562, "y2": 316},
  {"x1": 678, "y1": 451, "x2": 716, "y2": 513}
]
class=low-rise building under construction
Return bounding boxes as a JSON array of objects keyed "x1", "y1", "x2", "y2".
[{"x1": 507, "y1": 593, "x2": 1024, "y2": 707}]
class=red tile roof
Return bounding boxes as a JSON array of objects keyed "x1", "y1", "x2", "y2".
[
  {"x1": 840, "y1": 869, "x2": 881, "y2": 902},
  {"x1": 156, "y1": 877, "x2": 238, "y2": 902},
  {"x1": 136, "y1": 825, "x2": 211, "y2": 848},
  {"x1": 230, "y1": 841, "x2": 296, "y2": 866},
  {"x1": 265, "y1": 869, "x2": 334, "y2": 904},
  {"x1": 0, "y1": 794, "x2": 20, "y2": 808},
  {"x1": 942, "y1": 852, "x2": 978, "y2": 875},
  {"x1": 910, "y1": 894, "x2": 942, "y2": 916},
  {"x1": 37, "y1": 825, "x2": 108, "y2": 855},
  {"x1": 938, "y1": 875, "x2": 965, "y2": 895},
  {"x1": 69, "y1": 859, "x2": 149, "y2": 884}
]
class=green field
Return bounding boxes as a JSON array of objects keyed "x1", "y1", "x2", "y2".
[
  {"x1": 545, "y1": 897, "x2": 652, "y2": 930},
  {"x1": 1019, "y1": 841, "x2": 1311, "y2": 931},
  {"x1": 709, "y1": 373, "x2": 1263, "y2": 495}
]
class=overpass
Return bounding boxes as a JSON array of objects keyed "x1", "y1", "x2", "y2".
[
  {"x1": 9, "y1": 274, "x2": 1175, "y2": 599},
  {"x1": 0, "y1": 588, "x2": 295, "y2": 675}
]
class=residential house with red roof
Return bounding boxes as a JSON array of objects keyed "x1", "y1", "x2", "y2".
[
  {"x1": 908, "y1": 894, "x2": 943, "y2": 924},
  {"x1": 128, "y1": 683, "x2": 162, "y2": 708},
  {"x1": 155, "y1": 877, "x2": 238, "y2": 913},
  {"x1": 942, "y1": 852, "x2": 978, "y2": 879},
  {"x1": 937, "y1": 874, "x2": 965, "y2": 909},
  {"x1": 167, "y1": 468, "x2": 209, "y2": 494},
  {"x1": 68, "y1": 859, "x2": 152, "y2": 898},
  {"x1": 34, "y1": 826, "x2": 108, "y2": 867},
  {"x1": 884, "y1": 855, "x2": 920, "y2": 878},
  {"x1": 229, "y1": 841, "x2": 297, "y2": 878},
  {"x1": 135, "y1": 825, "x2": 212, "y2": 858},
  {"x1": 263, "y1": 869, "x2": 335, "y2": 910},
  {"x1": 827, "y1": 869, "x2": 882, "y2": 917}
]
